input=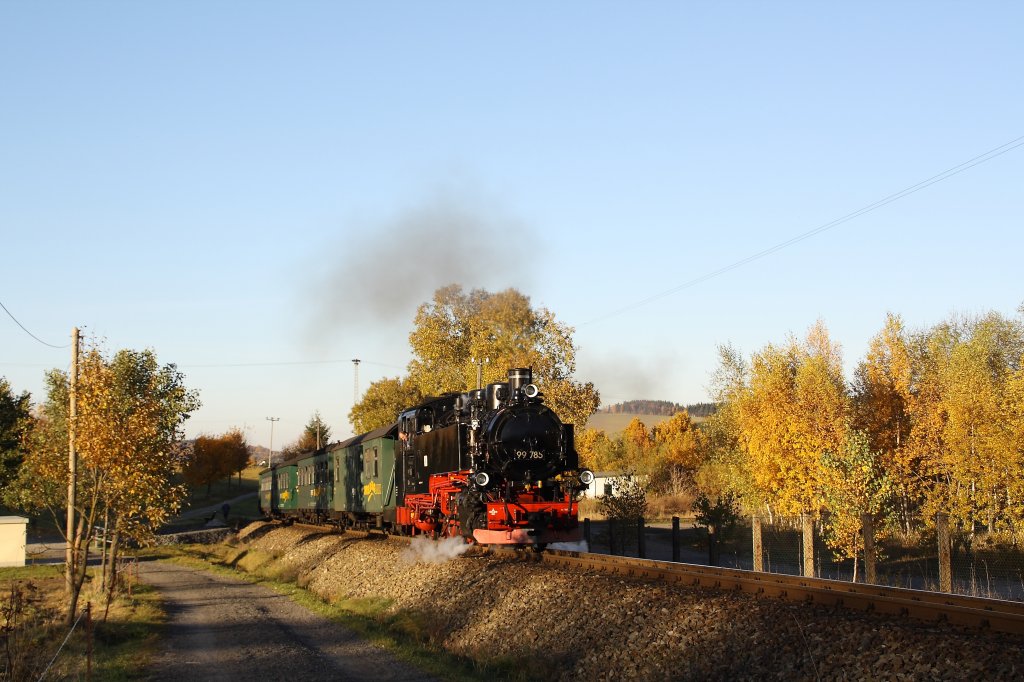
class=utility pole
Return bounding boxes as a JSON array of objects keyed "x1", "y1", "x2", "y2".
[
  {"x1": 65, "y1": 327, "x2": 79, "y2": 609},
  {"x1": 352, "y1": 359, "x2": 361, "y2": 403},
  {"x1": 266, "y1": 417, "x2": 279, "y2": 465}
]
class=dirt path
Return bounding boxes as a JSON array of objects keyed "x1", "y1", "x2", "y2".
[{"x1": 140, "y1": 561, "x2": 436, "y2": 681}]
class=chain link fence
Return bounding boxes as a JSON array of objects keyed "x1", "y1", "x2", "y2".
[{"x1": 585, "y1": 514, "x2": 1024, "y2": 601}]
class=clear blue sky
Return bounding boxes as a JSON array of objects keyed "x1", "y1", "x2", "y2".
[{"x1": 2, "y1": 2, "x2": 1022, "y2": 449}]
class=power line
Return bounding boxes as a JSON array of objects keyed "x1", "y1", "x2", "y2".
[
  {"x1": 180, "y1": 358, "x2": 403, "y2": 370},
  {"x1": 0, "y1": 299, "x2": 69, "y2": 348},
  {"x1": 583, "y1": 134, "x2": 1024, "y2": 326}
]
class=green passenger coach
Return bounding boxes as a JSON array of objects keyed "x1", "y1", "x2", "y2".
[
  {"x1": 273, "y1": 457, "x2": 299, "y2": 514},
  {"x1": 296, "y1": 449, "x2": 333, "y2": 522},
  {"x1": 333, "y1": 423, "x2": 398, "y2": 527}
]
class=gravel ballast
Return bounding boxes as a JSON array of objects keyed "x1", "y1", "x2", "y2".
[{"x1": 236, "y1": 522, "x2": 1024, "y2": 680}]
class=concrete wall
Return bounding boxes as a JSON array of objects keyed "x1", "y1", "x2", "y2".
[{"x1": 0, "y1": 517, "x2": 29, "y2": 567}]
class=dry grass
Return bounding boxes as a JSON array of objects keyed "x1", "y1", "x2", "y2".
[
  {"x1": 579, "y1": 492, "x2": 695, "y2": 522},
  {"x1": 646, "y1": 492, "x2": 696, "y2": 521},
  {"x1": 0, "y1": 563, "x2": 163, "y2": 681}
]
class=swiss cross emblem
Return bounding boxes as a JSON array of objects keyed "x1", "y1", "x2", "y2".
[{"x1": 489, "y1": 509, "x2": 498, "y2": 516}]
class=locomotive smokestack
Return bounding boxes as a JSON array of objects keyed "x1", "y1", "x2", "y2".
[{"x1": 508, "y1": 368, "x2": 532, "y2": 394}]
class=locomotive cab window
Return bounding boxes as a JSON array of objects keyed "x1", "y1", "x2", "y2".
[{"x1": 417, "y1": 408, "x2": 433, "y2": 433}]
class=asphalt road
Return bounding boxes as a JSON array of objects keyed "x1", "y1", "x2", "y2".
[{"x1": 140, "y1": 561, "x2": 436, "y2": 681}]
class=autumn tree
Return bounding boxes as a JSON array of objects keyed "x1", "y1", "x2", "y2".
[
  {"x1": 912, "y1": 312, "x2": 1024, "y2": 538},
  {"x1": 351, "y1": 285, "x2": 600, "y2": 430},
  {"x1": 818, "y1": 430, "x2": 893, "y2": 582},
  {"x1": 620, "y1": 417, "x2": 654, "y2": 471},
  {"x1": 184, "y1": 436, "x2": 222, "y2": 495},
  {"x1": 12, "y1": 345, "x2": 198, "y2": 623},
  {"x1": 687, "y1": 345, "x2": 759, "y2": 512},
  {"x1": 0, "y1": 378, "x2": 33, "y2": 500},
  {"x1": 650, "y1": 411, "x2": 705, "y2": 494},
  {"x1": 575, "y1": 427, "x2": 608, "y2": 471},
  {"x1": 731, "y1": 322, "x2": 850, "y2": 518},
  {"x1": 222, "y1": 428, "x2": 251, "y2": 485},
  {"x1": 184, "y1": 429, "x2": 250, "y2": 494},
  {"x1": 852, "y1": 313, "x2": 916, "y2": 534},
  {"x1": 349, "y1": 376, "x2": 423, "y2": 433},
  {"x1": 999, "y1": 362, "x2": 1024, "y2": 523}
]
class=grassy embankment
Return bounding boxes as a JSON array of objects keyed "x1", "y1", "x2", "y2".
[{"x1": 0, "y1": 563, "x2": 163, "y2": 681}]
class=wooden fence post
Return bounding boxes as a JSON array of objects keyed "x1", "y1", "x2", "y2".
[
  {"x1": 637, "y1": 517, "x2": 646, "y2": 559},
  {"x1": 801, "y1": 513, "x2": 814, "y2": 578},
  {"x1": 672, "y1": 516, "x2": 680, "y2": 563},
  {"x1": 708, "y1": 524, "x2": 719, "y2": 566},
  {"x1": 937, "y1": 512, "x2": 951, "y2": 593},
  {"x1": 86, "y1": 601, "x2": 93, "y2": 682},
  {"x1": 862, "y1": 513, "x2": 876, "y2": 584},
  {"x1": 752, "y1": 516, "x2": 763, "y2": 572}
]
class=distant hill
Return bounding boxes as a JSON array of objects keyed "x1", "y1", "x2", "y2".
[
  {"x1": 600, "y1": 400, "x2": 717, "y2": 418},
  {"x1": 586, "y1": 412, "x2": 674, "y2": 434}
]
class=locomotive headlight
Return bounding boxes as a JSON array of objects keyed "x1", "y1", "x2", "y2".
[
  {"x1": 579, "y1": 469, "x2": 595, "y2": 486},
  {"x1": 473, "y1": 471, "x2": 491, "y2": 488},
  {"x1": 523, "y1": 384, "x2": 540, "y2": 398}
]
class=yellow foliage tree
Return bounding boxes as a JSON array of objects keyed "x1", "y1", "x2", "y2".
[
  {"x1": 914, "y1": 313, "x2": 1024, "y2": 535},
  {"x1": 999, "y1": 364, "x2": 1024, "y2": 522},
  {"x1": 650, "y1": 411, "x2": 705, "y2": 493},
  {"x1": 852, "y1": 313, "x2": 916, "y2": 534},
  {"x1": 620, "y1": 417, "x2": 655, "y2": 472},
  {"x1": 349, "y1": 376, "x2": 423, "y2": 433},
  {"x1": 574, "y1": 427, "x2": 606, "y2": 470},
  {"x1": 734, "y1": 321, "x2": 849, "y2": 517},
  {"x1": 819, "y1": 430, "x2": 893, "y2": 581},
  {"x1": 14, "y1": 345, "x2": 198, "y2": 623},
  {"x1": 353, "y1": 285, "x2": 599, "y2": 431}
]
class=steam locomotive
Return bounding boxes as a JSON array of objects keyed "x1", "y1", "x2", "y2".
[{"x1": 258, "y1": 367, "x2": 594, "y2": 547}]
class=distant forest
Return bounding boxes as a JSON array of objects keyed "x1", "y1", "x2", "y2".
[{"x1": 600, "y1": 400, "x2": 717, "y2": 418}]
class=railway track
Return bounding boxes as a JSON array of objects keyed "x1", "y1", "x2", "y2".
[
  {"x1": 534, "y1": 548, "x2": 1024, "y2": 635},
  {"x1": 283, "y1": 522, "x2": 1024, "y2": 635}
]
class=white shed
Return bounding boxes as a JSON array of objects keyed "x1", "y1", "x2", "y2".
[
  {"x1": 581, "y1": 471, "x2": 627, "y2": 499},
  {"x1": 0, "y1": 516, "x2": 29, "y2": 567}
]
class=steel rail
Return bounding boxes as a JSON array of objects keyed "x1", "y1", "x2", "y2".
[{"x1": 536, "y1": 550, "x2": 1024, "y2": 635}]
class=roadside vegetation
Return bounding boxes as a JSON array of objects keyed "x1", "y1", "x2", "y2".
[{"x1": 0, "y1": 562, "x2": 163, "y2": 681}]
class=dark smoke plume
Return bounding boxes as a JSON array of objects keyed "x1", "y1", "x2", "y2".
[{"x1": 307, "y1": 195, "x2": 539, "y2": 343}]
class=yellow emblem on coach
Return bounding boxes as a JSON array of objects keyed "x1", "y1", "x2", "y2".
[{"x1": 363, "y1": 480, "x2": 381, "y2": 501}]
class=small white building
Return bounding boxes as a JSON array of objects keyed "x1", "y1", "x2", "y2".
[
  {"x1": 0, "y1": 517, "x2": 29, "y2": 568},
  {"x1": 581, "y1": 471, "x2": 627, "y2": 499}
]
